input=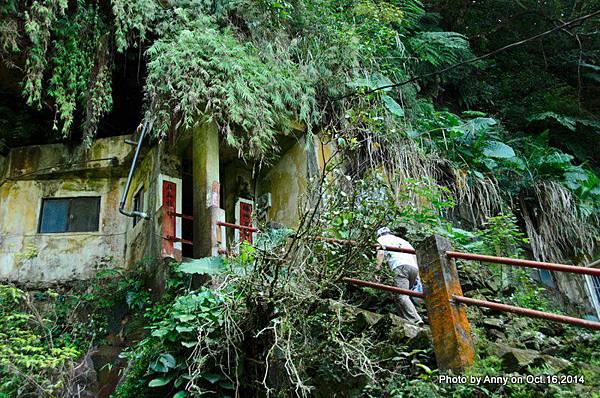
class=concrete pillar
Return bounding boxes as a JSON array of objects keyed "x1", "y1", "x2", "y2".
[
  {"x1": 192, "y1": 122, "x2": 220, "y2": 258},
  {"x1": 416, "y1": 235, "x2": 475, "y2": 373}
]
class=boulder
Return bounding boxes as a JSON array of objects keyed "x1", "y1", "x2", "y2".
[
  {"x1": 486, "y1": 329, "x2": 506, "y2": 342},
  {"x1": 375, "y1": 313, "x2": 430, "y2": 348},
  {"x1": 497, "y1": 345, "x2": 541, "y2": 372},
  {"x1": 488, "y1": 342, "x2": 572, "y2": 373},
  {"x1": 482, "y1": 317, "x2": 505, "y2": 330},
  {"x1": 539, "y1": 355, "x2": 571, "y2": 373},
  {"x1": 327, "y1": 299, "x2": 383, "y2": 332}
]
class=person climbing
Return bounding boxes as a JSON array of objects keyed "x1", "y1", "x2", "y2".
[{"x1": 376, "y1": 227, "x2": 423, "y2": 325}]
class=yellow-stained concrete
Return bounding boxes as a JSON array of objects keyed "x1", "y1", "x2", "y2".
[
  {"x1": 257, "y1": 137, "x2": 311, "y2": 228},
  {"x1": 0, "y1": 177, "x2": 127, "y2": 283},
  {"x1": 7, "y1": 135, "x2": 132, "y2": 180},
  {"x1": 1, "y1": 129, "x2": 327, "y2": 284},
  {"x1": 0, "y1": 136, "x2": 152, "y2": 284}
]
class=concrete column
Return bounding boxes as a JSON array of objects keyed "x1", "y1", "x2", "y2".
[
  {"x1": 416, "y1": 235, "x2": 475, "y2": 373},
  {"x1": 192, "y1": 122, "x2": 220, "y2": 258}
]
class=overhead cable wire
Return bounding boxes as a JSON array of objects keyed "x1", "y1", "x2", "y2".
[{"x1": 336, "y1": 9, "x2": 600, "y2": 100}]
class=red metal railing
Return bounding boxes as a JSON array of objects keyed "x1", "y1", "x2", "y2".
[
  {"x1": 452, "y1": 295, "x2": 600, "y2": 330},
  {"x1": 322, "y1": 236, "x2": 600, "y2": 331},
  {"x1": 446, "y1": 251, "x2": 600, "y2": 277},
  {"x1": 161, "y1": 218, "x2": 260, "y2": 248},
  {"x1": 158, "y1": 216, "x2": 600, "y2": 330},
  {"x1": 217, "y1": 221, "x2": 259, "y2": 233},
  {"x1": 167, "y1": 210, "x2": 194, "y2": 221},
  {"x1": 342, "y1": 277, "x2": 425, "y2": 299},
  {"x1": 162, "y1": 207, "x2": 194, "y2": 246}
]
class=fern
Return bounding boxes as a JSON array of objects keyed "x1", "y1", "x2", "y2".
[
  {"x1": 145, "y1": 12, "x2": 318, "y2": 159},
  {"x1": 409, "y1": 31, "x2": 472, "y2": 68}
]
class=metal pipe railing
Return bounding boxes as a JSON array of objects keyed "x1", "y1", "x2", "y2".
[
  {"x1": 166, "y1": 208, "x2": 194, "y2": 221},
  {"x1": 119, "y1": 119, "x2": 152, "y2": 220},
  {"x1": 164, "y1": 235, "x2": 193, "y2": 246},
  {"x1": 307, "y1": 235, "x2": 417, "y2": 255},
  {"x1": 341, "y1": 277, "x2": 600, "y2": 331},
  {"x1": 306, "y1": 235, "x2": 599, "y2": 275},
  {"x1": 217, "y1": 221, "x2": 259, "y2": 233},
  {"x1": 452, "y1": 295, "x2": 600, "y2": 331},
  {"x1": 446, "y1": 251, "x2": 600, "y2": 277}
]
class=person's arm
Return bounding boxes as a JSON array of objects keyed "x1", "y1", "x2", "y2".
[{"x1": 375, "y1": 250, "x2": 385, "y2": 282}]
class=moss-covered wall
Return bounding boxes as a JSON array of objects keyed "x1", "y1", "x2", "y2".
[
  {"x1": 0, "y1": 136, "x2": 183, "y2": 285},
  {"x1": 0, "y1": 129, "x2": 328, "y2": 283},
  {"x1": 123, "y1": 144, "x2": 183, "y2": 264},
  {"x1": 0, "y1": 177, "x2": 125, "y2": 283},
  {"x1": 256, "y1": 136, "x2": 333, "y2": 228}
]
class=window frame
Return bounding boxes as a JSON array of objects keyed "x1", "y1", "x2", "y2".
[
  {"x1": 133, "y1": 186, "x2": 145, "y2": 227},
  {"x1": 38, "y1": 196, "x2": 101, "y2": 234}
]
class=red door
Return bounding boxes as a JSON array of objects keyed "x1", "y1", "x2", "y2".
[
  {"x1": 162, "y1": 181, "x2": 177, "y2": 256},
  {"x1": 239, "y1": 201, "x2": 253, "y2": 244}
]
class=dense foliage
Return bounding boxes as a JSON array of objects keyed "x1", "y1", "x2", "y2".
[
  {"x1": 107, "y1": 174, "x2": 599, "y2": 397},
  {"x1": 1, "y1": 1, "x2": 600, "y2": 396}
]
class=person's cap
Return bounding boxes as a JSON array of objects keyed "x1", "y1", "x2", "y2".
[{"x1": 377, "y1": 227, "x2": 391, "y2": 237}]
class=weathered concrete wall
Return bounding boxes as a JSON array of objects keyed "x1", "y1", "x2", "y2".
[
  {"x1": 257, "y1": 137, "x2": 310, "y2": 228},
  {"x1": 256, "y1": 135, "x2": 333, "y2": 228},
  {"x1": 123, "y1": 144, "x2": 183, "y2": 264},
  {"x1": 0, "y1": 136, "x2": 156, "y2": 285},
  {"x1": 0, "y1": 178, "x2": 126, "y2": 283},
  {"x1": 6, "y1": 136, "x2": 131, "y2": 180}
]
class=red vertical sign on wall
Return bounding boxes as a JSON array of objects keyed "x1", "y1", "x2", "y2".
[
  {"x1": 239, "y1": 201, "x2": 253, "y2": 244},
  {"x1": 162, "y1": 181, "x2": 177, "y2": 256}
]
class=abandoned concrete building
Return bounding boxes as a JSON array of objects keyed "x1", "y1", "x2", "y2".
[
  {"x1": 0, "y1": 122, "x2": 330, "y2": 284},
  {"x1": 0, "y1": 122, "x2": 599, "y2": 320}
]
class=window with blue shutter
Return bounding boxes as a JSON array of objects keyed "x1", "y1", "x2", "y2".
[{"x1": 39, "y1": 197, "x2": 100, "y2": 233}]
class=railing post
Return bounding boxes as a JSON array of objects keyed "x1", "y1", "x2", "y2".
[
  {"x1": 416, "y1": 235, "x2": 475, "y2": 373},
  {"x1": 210, "y1": 207, "x2": 226, "y2": 256}
]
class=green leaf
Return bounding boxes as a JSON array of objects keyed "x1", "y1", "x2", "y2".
[
  {"x1": 178, "y1": 257, "x2": 225, "y2": 275},
  {"x1": 528, "y1": 112, "x2": 577, "y2": 131},
  {"x1": 175, "y1": 314, "x2": 195, "y2": 322},
  {"x1": 159, "y1": 353, "x2": 176, "y2": 369},
  {"x1": 149, "y1": 376, "x2": 173, "y2": 387},
  {"x1": 382, "y1": 95, "x2": 404, "y2": 117},
  {"x1": 173, "y1": 391, "x2": 187, "y2": 398},
  {"x1": 203, "y1": 373, "x2": 224, "y2": 384},
  {"x1": 149, "y1": 361, "x2": 168, "y2": 373},
  {"x1": 482, "y1": 141, "x2": 516, "y2": 159},
  {"x1": 416, "y1": 363, "x2": 433, "y2": 374},
  {"x1": 220, "y1": 382, "x2": 235, "y2": 389},
  {"x1": 564, "y1": 168, "x2": 588, "y2": 190},
  {"x1": 151, "y1": 328, "x2": 170, "y2": 338}
]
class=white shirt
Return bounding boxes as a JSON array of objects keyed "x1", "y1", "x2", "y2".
[{"x1": 377, "y1": 234, "x2": 418, "y2": 271}]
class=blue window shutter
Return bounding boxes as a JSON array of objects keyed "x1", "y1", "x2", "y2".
[{"x1": 39, "y1": 199, "x2": 69, "y2": 233}]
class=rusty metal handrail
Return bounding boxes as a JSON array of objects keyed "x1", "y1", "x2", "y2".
[
  {"x1": 306, "y1": 235, "x2": 599, "y2": 276},
  {"x1": 166, "y1": 208, "x2": 194, "y2": 221},
  {"x1": 446, "y1": 251, "x2": 600, "y2": 277},
  {"x1": 217, "y1": 221, "x2": 259, "y2": 233},
  {"x1": 452, "y1": 295, "x2": 600, "y2": 331},
  {"x1": 342, "y1": 277, "x2": 600, "y2": 331},
  {"x1": 342, "y1": 277, "x2": 425, "y2": 298},
  {"x1": 164, "y1": 235, "x2": 193, "y2": 246}
]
